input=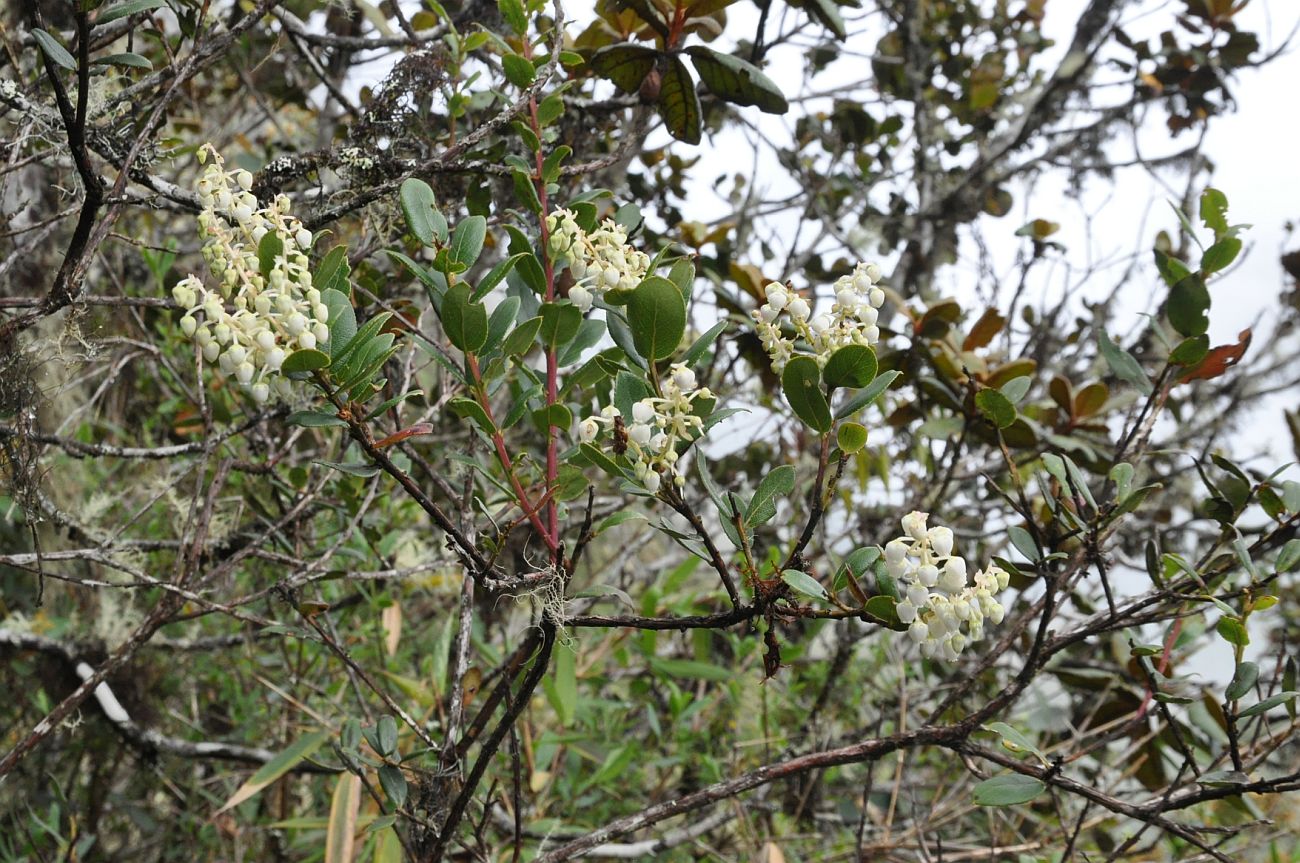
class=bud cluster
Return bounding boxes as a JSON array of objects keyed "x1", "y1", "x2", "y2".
[
  {"x1": 171, "y1": 144, "x2": 324, "y2": 404},
  {"x1": 751, "y1": 262, "x2": 886, "y2": 373},
  {"x1": 546, "y1": 208, "x2": 652, "y2": 312},
  {"x1": 577, "y1": 364, "x2": 713, "y2": 493},
  {"x1": 884, "y1": 511, "x2": 1009, "y2": 662}
]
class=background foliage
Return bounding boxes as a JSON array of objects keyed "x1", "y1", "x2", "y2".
[{"x1": 2, "y1": 0, "x2": 1299, "y2": 861}]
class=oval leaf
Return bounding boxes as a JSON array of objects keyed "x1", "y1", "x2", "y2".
[
  {"x1": 976, "y1": 388, "x2": 1016, "y2": 429},
  {"x1": 684, "y1": 45, "x2": 788, "y2": 114},
  {"x1": 399, "y1": 178, "x2": 447, "y2": 246},
  {"x1": 972, "y1": 774, "x2": 1046, "y2": 806},
  {"x1": 627, "y1": 276, "x2": 686, "y2": 360},
  {"x1": 658, "y1": 55, "x2": 702, "y2": 145},
  {"x1": 589, "y1": 44, "x2": 659, "y2": 94},
  {"x1": 822, "y1": 344, "x2": 877, "y2": 390},
  {"x1": 782, "y1": 356, "x2": 832, "y2": 432},
  {"x1": 781, "y1": 569, "x2": 827, "y2": 602},
  {"x1": 281, "y1": 348, "x2": 331, "y2": 374}
]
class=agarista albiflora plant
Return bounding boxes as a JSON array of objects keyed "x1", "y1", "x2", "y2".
[{"x1": 2, "y1": 0, "x2": 1299, "y2": 861}]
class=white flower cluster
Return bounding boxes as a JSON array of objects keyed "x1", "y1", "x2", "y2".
[
  {"x1": 884, "y1": 511, "x2": 1010, "y2": 662},
  {"x1": 751, "y1": 262, "x2": 886, "y2": 372},
  {"x1": 171, "y1": 144, "x2": 324, "y2": 404},
  {"x1": 577, "y1": 364, "x2": 713, "y2": 493},
  {"x1": 546, "y1": 208, "x2": 652, "y2": 312}
]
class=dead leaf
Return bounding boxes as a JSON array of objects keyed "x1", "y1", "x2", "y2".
[{"x1": 1178, "y1": 328, "x2": 1251, "y2": 384}]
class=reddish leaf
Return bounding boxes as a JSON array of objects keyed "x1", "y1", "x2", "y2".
[
  {"x1": 373, "y1": 423, "x2": 435, "y2": 449},
  {"x1": 962, "y1": 308, "x2": 1006, "y2": 351},
  {"x1": 1177, "y1": 328, "x2": 1251, "y2": 384}
]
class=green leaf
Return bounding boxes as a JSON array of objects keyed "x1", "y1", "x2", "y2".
[
  {"x1": 589, "y1": 44, "x2": 658, "y2": 94},
  {"x1": 1201, "y1": 237, "x2": 1241, "y2": 275},
  {"x1": 97, "y1": 0, "x2": 166, "y2": 24},
  {"x1": 257, "y1": 231, "x2": 284, "y2": 280},
  {"x1": 93, "y1": 52, "x2": 152, "y2": 69},
  {"x1": 33, "y1": 29, "x2": 77, "y2": 70},
  {"x1": 976, "y1": 389, "x2": 1016, "y2": 429},
  {"x1": 1196, "y1": 770, "x2": 1250, "y2": 787},
  {"x1": 450, "y1": 397, "x2": 494, "y2": 434},
  {"x1": 376, "y1": 715, "x2": 398, "y2": 756},
  {"x1": 1168, "y1": 275, "x2": 1210, "y2": 337},
  {"x1": 1216, "y1": 616, "x2": 1249, "y2": 647},
  {"x1": 1238, "y1": 691, "x2": 1300, "y2": 718},
  {"x1": 547, "y1": 643, "x2": 577, "y2": 726},
  {"x1": 441, "y1": 284, "x2": 488, "y2": 353},
  {"x1": 1008, "y1": 525, "x2": 1039, "y2": 562},
  {"x1": 984, "y1": 722, "x2": 1047, "y2": 763},
  {"x1": 972, "y1": 774, "x2": 1046, "y2": 806},
  {"x1": 322, "y1": 289, "x2": 356, "y2": 359},
  {"x1": 377, "y1": 765, "x2": 407, "y2": 809},
  {"x1": 834, "y1": 370, "x2": 901, "y2": 419},
  {"x1": 627, "y1": 276, "x2": 687, "y2": 360},
  {"x1": 450, "y1": 216, "x2": 488, "y2": 268},
  {"x1": 782, "y1": 356, "x2": 832, "y2": 432},
  {"x1": 398, "y1": 178, "x2": 447, "y2": 246},
  {"x1": 1154, "y1": 249, "x2": 1192, "y2": 287},
  {"x1": 781, "y1": 569, "x2": 827, "y2": 602},
  {"x1": 681, "y1": 320, "x2": 729, "y2": 368},
  {"x1": 746, "y1": 464, "x2": 795, "y2": 527},
  {"x1": 684, "y1": 46, "x2": 788, "y2": 114},
  {"x1": 497, "y1": 0, "x2": 527, "y2": 34},
  {"x1": 216, "y1": 730, "x2": 330, "y2": 813},
  {"x1": 316, "y1": 245, "x2": 351, "y2": 296},
  {"x1": 501, "y1": 53, "x2": 535, "y2": 88},
  {"x1": 1098, "y1": 331, "x2": 1152, "y2": 395},
  {"x1": 1225, "y1": 661, "x2": 1258, "y2": 701},
  {"x1": 837, "y1": 421, "x2": 868, "y2": 453},
  {"x1": 1109, "y1": 462, "x2": 1134, "y2": 503},
  {"x1": 315, "y1": 460, "x2": 380, "y2": 478},
  {"x1": 502, "y1": 316, "x2": 543, "y2": 356},
  {"x1": 1170, "y1": 334, "x2": 1209, "y2": 366},
  {"x1": 281, "y1": 349, "x2": 331, "y2": 374},
  {"x1": 288, "y1": 410, "x2": 346, "y2": 428},
  {"x1": 822, "y1": 344, "x2": 877, "y2": 390},
  {"x1": 540, "y1": 302, "x2": 582, "y2": 348},
  {"x1": 1000, "y1": 375, "x2": 1032, "y2": 404},
  {"x1": 1277, "y1": 539, "x2": 1300, "y2": 573},
  {"x1": 804, "y1": 0, "x2": 847, "y2": 38},
  {"x1": 1199, "y1": 187, "x2": 1229, "y2": 236},
  {"x1": 483, "y1": 295, "x2": 521, "y2": 354},
  {"x1": 579, "y1": 443, "x2": 626, "y2": 480},
  {"x1": 862, "y1": 595, "x2": 905, "y2": 629},
  {"x1": 658, "y1": 55, "x2": 702, "y2": 145}
]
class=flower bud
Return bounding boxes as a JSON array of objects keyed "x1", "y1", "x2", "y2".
[
  {"x1": 180, "y1": 315, "x2": 198, "y2": 337},
  {"x1": 901, "y1": 510, "x2": 928, "y2": 540},
  {"x1": 298, "y1": 331, "x2": 316, "y2": 350},
  {"x1": 927, "y1": 526, "x2": 954, "y2": 558}
]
